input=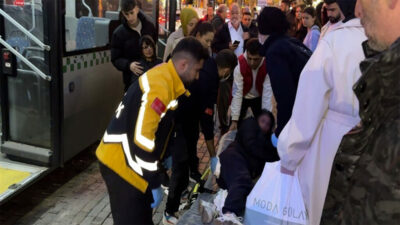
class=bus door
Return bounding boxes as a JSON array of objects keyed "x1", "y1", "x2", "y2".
[{"x1": 0, "y1": 0, "x2": 61, "y2": 203}]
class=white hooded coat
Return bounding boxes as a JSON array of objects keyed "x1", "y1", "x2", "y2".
[{"x1": 277, "y1": 19, "x2": 367, "y2": 225}]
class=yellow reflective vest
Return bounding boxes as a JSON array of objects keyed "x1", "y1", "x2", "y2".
[{"x1": 96, "y1": 60, "x2": 189, "y2": 193}]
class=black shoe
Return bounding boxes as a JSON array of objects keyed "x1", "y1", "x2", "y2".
[
  {"x1": 189, "y1": 171, "x2": 202, "y2": 183},
  {"x1": 161, "y1": 171, "x2": 170, "y2": 187}
]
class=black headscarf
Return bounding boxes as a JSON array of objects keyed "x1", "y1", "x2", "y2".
[{"x1": 337, "y1": 0, "x2": 357, "y2": 23}]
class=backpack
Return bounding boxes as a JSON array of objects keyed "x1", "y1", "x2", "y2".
[
  {"x1": 288, "y1": 37, "x2": 313, "y2": 59},
  {"x1": 286, "y1": 37, "x2": 313, "y2": 85}
]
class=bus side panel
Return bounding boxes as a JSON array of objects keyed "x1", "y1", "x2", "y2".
[{"x1": 62, "y1": 50, "x2": 123, "y2": 162}]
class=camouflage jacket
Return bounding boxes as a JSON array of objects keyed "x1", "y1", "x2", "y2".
[{"x1": 321, "y1": 38, "x2": 400, "y2": 225}]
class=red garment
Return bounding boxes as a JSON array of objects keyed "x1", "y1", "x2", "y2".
[{"x1": 238, "y1": 55, "x2": 267, "y2": 96}]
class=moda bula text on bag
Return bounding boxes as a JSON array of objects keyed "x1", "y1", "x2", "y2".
[{"x1": 252, "y1": 197, "x2": 309, "y2": 220}]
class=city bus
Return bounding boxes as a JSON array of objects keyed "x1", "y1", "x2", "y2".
[{"x1": 0, "y1": 0, "x2": 174, "y2": 204}]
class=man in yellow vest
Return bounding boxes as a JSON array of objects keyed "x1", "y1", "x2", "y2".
[{"x1": 96, "y1": 37, "x2": 208, "y2": 225}]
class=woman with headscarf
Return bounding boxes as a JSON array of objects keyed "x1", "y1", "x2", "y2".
[{"x1": 163, "y1": 7, "x2": 199, "y2": 61}]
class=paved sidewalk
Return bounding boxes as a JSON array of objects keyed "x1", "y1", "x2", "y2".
[{"x1": 0, "y1": 134, "x2": 217, "y2": 225}]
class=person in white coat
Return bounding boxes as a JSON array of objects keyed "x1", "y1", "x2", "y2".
[
  {"x1": 229, "y1": 39, "x2": 273, "y2": 131},
  {"x1": 277, "y1": 0, "x2": 367, "y2": 224}
]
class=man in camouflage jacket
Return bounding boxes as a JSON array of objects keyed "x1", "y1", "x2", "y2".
[{"x1": 321, "y1": 0, "x2": 400, "y2": 224}]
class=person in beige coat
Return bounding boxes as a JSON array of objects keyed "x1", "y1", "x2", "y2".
[{"x1": 163, "y1": 8, "x2": 199, "y2": 61}]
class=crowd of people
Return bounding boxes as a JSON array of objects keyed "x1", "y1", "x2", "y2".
[{"x1": 97, "y1": 0, "x2": 400, "y2": 224}]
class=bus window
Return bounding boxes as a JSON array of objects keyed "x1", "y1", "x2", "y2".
[
  {"x1": 75, "y1": 0, "x2": 119, "y2": 18},
  {"x1": 65, "y1": 0, "x2": 157, "y2": 52},
  {"x1": 65, "y1": 0, "x2": 119, "y2": 52}
]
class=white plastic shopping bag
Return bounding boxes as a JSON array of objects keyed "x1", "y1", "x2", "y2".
[
  {"x1": 244, "y1": 161, "x2": 308, "y2": 225},
  {"x1": 213, "y1": 189, "x2": 228, "y2": 216}
]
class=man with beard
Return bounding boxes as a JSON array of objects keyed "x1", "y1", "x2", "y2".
[
  {"x1": 277, "y1": 0, "x2": 366, "y2": 224},
  {"x1": 96, "y1": 38, "x2": 208, "y2": 225},
  {"x1": 322, "y1": 0, "x2": 400, "y2": 224},
  {"x1": 320, "y1": 0, "x2": 344, "y2": 39}
]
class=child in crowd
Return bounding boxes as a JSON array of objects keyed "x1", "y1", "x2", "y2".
[{"x1": 132, "y1": 35, "x2": 162, "y2": 82}]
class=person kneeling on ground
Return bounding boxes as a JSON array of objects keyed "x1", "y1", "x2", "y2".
[{"x1": 213, "y1": 110, "x2": 280, "y2": 224}]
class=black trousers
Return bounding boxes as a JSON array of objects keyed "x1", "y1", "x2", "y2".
[
  {"x1": 183, "y1": 120, "x2": 200, "y2": 176},
  {"x1": 99, "y1": 163, "x2": 154, "y2": 225},
  {"x1": 165, "y1": 119, "x2": 203, "y2": 214},
  {"x1": 217, "y1": 149, "x2": 253, "y2": 217},
  {"x1": 165, "y1": 159, "x2": 189, "y2": 214},
  {"x1": 238, "y1": 97, "x2": 262, "y2": 125},
  {"x1": 165, "y1": 125, "x2": 190, "y2": 215}
]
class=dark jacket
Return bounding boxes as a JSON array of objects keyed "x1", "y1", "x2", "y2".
[
  {"x1": 260, "y1": 34, "x2": 311, "y2": 136},
  {"x1": 217, "y1": 118, "x2": 279, "y2": 216},
  {"x1": 138, "y1": 58, "x2": 163, "y2": 74},
  {"x1": 196, "y1": 58, "x2": 220, "y2": 140},
  {"x1": 322, "y1": 38, "x2": 400, "y2": 225},
  {"x1": 220, "y1": 118, "x2": 279, "y2": 179},
  {"x1": 295, "y1": 25, "x2": 307, "y2": 42},
  {"x1": 201, "y1": 14, "x2": 213, "y2": 23},
  {"x1": 286, "y1": 10, "x2": 296, "y2": 37},
  {"x1": 249, "y1": 21, "x2": 258, "y2": 38},
  {"x1": 212, "y1": 23, "x2": 249, "y2": 53},
  {"x1": 211, "y1": 14, "x2": 225, "y2": 32},
  {"x1": 175, "y1": 58, "x2": 219, "y2": 140},
  {"x1": 242, "y1": 21, "x2": 258, "y2": 51},
  {"x1": 111, "y1": 12, "x2": 157, "y2": 91},
  {"x1": 130, "y1": 58, "x2": 163, "y2": 84}
]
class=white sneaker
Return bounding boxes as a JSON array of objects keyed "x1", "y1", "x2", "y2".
[
  {"x1": 161, "y1": 184, "x2": 169, "y2": 195},
  {"x1": 162, "y1": 211, "x2": 178, "y2": 225},
  {"x1": 213, "y1": 213, "x2": 243, "y2": 225},
  {"x1": 199, "y1": 200, "x2": 218, "y2": 223}
]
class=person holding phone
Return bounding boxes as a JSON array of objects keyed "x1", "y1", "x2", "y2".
[
  {"x1": 212, "y1": 3, "x2": 250, "y2": 57},
  {"x1": 212, "y1": 3, "x2": 251, "y2": 135},
  {"x1": 233, "y1": 40, "x2": 240, "y2": 46}
]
